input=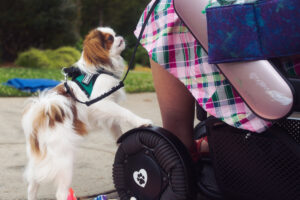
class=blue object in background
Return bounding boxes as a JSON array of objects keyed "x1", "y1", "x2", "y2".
[
  {"x1": 94, "y1": 195, "x2": 107, "y2": 200},
  {"x1": 206, "y1": 0, "x2": 300, "y2": 64},
  {"x1": 3, "y1": 78, "x2": 60, "y2": 92}
]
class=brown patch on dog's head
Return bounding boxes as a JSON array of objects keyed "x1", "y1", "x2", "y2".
[{"x1": 83, "y1": 29, "x2": 114, "y2": 67}]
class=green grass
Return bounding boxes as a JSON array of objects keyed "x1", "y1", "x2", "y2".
[
  {"x1": 124, "y1": 71, "x2": 155, "y2": 93},
  {"x1": 0, "y1": 67, "x2": 154, "y2": 97},
  {"x1": 0, "y1": 67, "x2": 63, "y2": 97}
]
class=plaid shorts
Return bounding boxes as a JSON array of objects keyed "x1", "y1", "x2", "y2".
[{"x1": 135, "y1": 0, "x2": 284, "y2": 133}]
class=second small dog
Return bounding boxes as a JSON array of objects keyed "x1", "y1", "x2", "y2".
[{"x1": 22, "y1": 27, "x2": 152, "y2": 200}]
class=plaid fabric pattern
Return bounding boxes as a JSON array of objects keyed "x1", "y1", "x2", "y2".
[{"x1": 134, "y1": 0, "x2": 272, "y2": 133}]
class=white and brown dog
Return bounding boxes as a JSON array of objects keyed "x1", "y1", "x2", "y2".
[{"x1": 22, "y1": 27, "x2": 152, "y2": 200}]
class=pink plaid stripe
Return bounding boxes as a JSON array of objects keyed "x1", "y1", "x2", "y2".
[{"x1": 135, "y1": 0, "x2": 271, "y2": 133}]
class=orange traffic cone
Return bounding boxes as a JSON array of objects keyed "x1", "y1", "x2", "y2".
[{"x1": 67, "y1": 188, "x2": 77, "y2": 200}]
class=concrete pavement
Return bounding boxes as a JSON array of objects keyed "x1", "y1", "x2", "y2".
[{"x1": 0, "y1": 93, "x2": 162, "y2": 200}]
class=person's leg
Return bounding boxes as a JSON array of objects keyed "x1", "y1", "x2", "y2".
[{"x1": 150, "y1": 59, "x2": 196, "y2": 151}]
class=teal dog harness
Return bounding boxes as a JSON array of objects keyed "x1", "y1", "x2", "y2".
[
  {"x1": 63, "y1": 66, "x2": 120, "y2": 98},
  {"x1": 74, "y1": 73, "x2": 97, "y2": 97}
]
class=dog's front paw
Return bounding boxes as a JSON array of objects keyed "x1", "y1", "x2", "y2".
[{"x1": 136, "y1": 119, "x2": 153, "y2": 128}]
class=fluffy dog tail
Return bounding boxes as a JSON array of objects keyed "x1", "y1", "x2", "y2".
[
  {"x1": 22, "y1": 91, "x2": 73, "y2": 158},
  {"x1": 22, "y1": 88, "x2": 88, "y2": 186}
]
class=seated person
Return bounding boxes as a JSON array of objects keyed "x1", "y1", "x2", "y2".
[{"x1": 135, "y1": 0, "x2": 300, "y2": 160}]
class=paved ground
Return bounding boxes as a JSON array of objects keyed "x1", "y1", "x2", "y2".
[
  {"x1": 0, "y1": 93, "x2": 162, "y2": 200},
  {"x1": 0, "y1": 92, "x2": 214, "y2": 200}
]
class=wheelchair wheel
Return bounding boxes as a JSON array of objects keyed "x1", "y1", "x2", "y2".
[{"x1": 113, "y1": 126, "x2": 196, "y2": 200}]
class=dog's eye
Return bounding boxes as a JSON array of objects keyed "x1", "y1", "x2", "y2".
[{"x1": 108, "y1": 35, "x2": 114, "y2": 42}]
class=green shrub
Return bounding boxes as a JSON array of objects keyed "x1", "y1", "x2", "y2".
[
  {"x1": 75, "y1": 38, "x2": 83, "y2": 52},
  {"x1": 0, "y1": 47, "x2": 2, "y2": 64},
  {"x1": 15, "y1": 47, "x2": 80, "y2": 69},
  {"x1": 0, "y1": 0, "x2": 78, "y2": 62},
  {"x1": 15, "y1": 48, "x2": 51, "y2": 69},
  {"x1": 135, "y1": 46, "x2": 150, "y2": 66},
  {"x1": 123, "y1": 45, "x2": 150, "y2": 68},
  {"x1": 47, "y1": 47, "x2": 80, "y2": 68},
  {"x1": 44, "y1": 50, "x2": 74, "y2": 69},
  {"x1": 55, "y1": 46, "x2": 81, "y2": 61}
]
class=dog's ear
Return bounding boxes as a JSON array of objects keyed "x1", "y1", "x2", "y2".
[{"x1": 83, "y1": 30, "x2": 111, "y2": 66}]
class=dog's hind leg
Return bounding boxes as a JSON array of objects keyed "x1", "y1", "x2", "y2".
[
  {"x1": 27, "y1": 180, "x2": 39, "y2": 200},
  {"x1": 25, "y1": 163, "x2": 40, "y2": 200},
  {"x1": 55, "y1": 164, "x2": 73, "y2": 200}
]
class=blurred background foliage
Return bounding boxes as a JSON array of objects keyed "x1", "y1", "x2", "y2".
[
  {"x1": 15, "y1": 47, "x2": 81, "y2": 69},
  {"x1": 0, "y1": 0, "x2": 149, "y2": 66},
  {"x1": 0, "y1": 0, "x2": 154, "y2": 96}
]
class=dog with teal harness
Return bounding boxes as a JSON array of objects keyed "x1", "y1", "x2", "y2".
[{"x1": 63, "y1": 66, "x2": 121, "y2": 99}]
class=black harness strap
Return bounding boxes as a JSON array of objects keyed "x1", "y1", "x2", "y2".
[
  {"x1": 121, "y1": 0, "x2": 160, "y2": 83},
  {"x1": 63, "y1": 67, "x2": 125, "y2": 106},
  {"x1": 63, "y1": 0, "x2": 160, "y2": 106}
]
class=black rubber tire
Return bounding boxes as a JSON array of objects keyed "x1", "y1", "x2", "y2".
[{"x1": 113, "y1": 126, "x2": 197, "y2": 200}]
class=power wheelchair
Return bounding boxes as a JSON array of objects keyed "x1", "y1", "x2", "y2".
[{"x1": 112, "y1": 0, "x2": 300, "y2": 199}]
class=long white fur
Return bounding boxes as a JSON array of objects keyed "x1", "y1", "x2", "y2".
[{"x1": 22, "y1": 27, "x2": 152, "y2": 200}]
